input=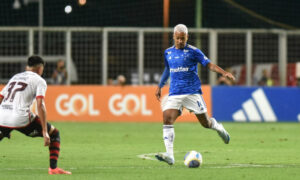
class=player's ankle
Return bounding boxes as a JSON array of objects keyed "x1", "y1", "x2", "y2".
[
  {"x1": 210, "y1": 118, "x2": 220, "y2": 130},
  {"x1": 168, "y1": 153, "x2": 174, "y2": 158}
]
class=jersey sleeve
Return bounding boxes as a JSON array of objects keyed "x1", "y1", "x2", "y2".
[
  {"x1": 36, "y1": 79, "x2": 47, "y2": 99},
  {"x1": 158, "y1": 51, "x2": 170, "y2": 88},
  {"x1": 194, "y1": 49, "x2": 211, "y2": 67}
]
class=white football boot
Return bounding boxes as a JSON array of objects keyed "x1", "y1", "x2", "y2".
[
  {"x1": 217, "y1": 123, "x2": 230, "y2": 144},
  {"x1": 155, "y1": 153, "x2": 175, "y2": 165}
]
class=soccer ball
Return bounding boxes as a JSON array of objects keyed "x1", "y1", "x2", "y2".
[{"x1": 184, "y1": 150, "x2": 203, "y2": 168}]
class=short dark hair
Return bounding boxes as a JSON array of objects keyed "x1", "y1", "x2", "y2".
[{"x1": 27, "y1": 55, "x2": 45, "y2": 67}]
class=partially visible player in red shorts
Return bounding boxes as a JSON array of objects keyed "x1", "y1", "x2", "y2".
[{"x1": 0, "y1": 55, "x2": 71, "y2": 175}]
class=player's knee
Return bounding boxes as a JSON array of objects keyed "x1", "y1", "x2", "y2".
[
  {"x1": 163, "y1": 110, "x2": 179, "y2": 125},
  {"x1": 163, "y1": 115, "x2": 175, "y2": 125},
  {"x1": 50, "y1": 128, "x2": 60, "y2": 142}
]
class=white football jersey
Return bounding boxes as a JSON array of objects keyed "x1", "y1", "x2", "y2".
[{"x1": 0, "y1": 71, "x2": 47, "y2": 127}]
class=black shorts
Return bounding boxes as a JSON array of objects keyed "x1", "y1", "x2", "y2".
[{"x1": 0, "y1": 117, "x2": 51, "y2": 140}]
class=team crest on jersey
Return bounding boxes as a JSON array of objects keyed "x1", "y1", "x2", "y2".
[{"x1": 167, "y1": 51, "x2": 171, "y2": 54}]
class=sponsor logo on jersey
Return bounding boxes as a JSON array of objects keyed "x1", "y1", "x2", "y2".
[
  {"x1": 170, "y1": 67, "x2": 189, "y2": 73},
  {"x1": 1, "y1": 105, "x2": 13, "y2": 110}
]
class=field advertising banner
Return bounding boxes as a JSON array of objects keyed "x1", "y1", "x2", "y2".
[
  {"x1": 213, "y1": 86, "x2": 300, "y2": 122},
  {"x1": 0, "y1": 85, "x2": 211, "y2": 122}
]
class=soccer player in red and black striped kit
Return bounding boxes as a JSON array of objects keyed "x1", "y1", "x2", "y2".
[{"x1": 0, "y1": 56, "x2": 71, "y2": 175}]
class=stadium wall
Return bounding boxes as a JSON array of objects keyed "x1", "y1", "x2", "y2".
[
  {"x1": 1, "y1": 85, "x2": 299, "y2": 122},
  {"x1": 15, "y1": 85, "x2": 210, "y2": 122}
]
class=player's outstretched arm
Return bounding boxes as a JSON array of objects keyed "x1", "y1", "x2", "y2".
[
  {"x1": 156, "y1": 67, "x2": 170, "y2": 101},
  {"x1": 36, "y1": 98, "x2": 50, "y2": 146},
  {"x1": 208, "y1": 63, "x2": 236, "y2": 82}
]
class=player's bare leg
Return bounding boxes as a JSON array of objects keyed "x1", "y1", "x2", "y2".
[
  {"x1": 163, "y1": 109, "x2": 179, "y2": 125},
  {"x1": 196, "y1": 113, "x2": 230, "y2": 144},
  {"x1": 155, "y1": 109, "x2": 179, "y2": 165}
]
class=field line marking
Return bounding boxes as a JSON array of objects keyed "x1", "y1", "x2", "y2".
[
  {"x1": 136, "y1": 152, "x2": 299, "y2": 169},
  {"x1": 137, "y1": 152, "x2": 158, "y2": 161},
  {"x1": 0, "y1": 152, "x2": 298, "y2": 171}
]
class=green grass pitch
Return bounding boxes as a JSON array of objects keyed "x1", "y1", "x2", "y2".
[{"x1": 1, "y1": 122, "x2": 300, "y2": 180}]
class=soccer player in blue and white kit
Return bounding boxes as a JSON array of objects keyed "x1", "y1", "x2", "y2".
[{"x1": 155, "y1": 24, "x2": 235, "y2": 165}]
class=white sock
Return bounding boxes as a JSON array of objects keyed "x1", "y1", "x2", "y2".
[
  {"x1": 163, "y1": 125, "x2": 175, "y2": 159},
  {"x1": 210, "y1": 118, "x2": 222, "y2": 131}
]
